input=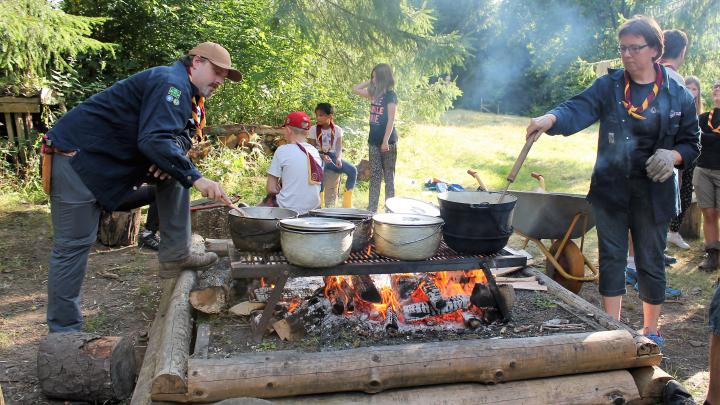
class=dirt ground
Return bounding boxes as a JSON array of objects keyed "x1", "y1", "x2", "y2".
[{"x1": 0, "y1": 202, "x2": 716, "y2": 403}]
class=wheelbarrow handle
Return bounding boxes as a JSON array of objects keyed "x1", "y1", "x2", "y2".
[{"x1": 507, "y1": 133, "x2": 537, "y2": 183}]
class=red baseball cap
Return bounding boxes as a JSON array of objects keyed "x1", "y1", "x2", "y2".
[{"x1": 284, "y1": 111, "x2": 311, "y2": 130}]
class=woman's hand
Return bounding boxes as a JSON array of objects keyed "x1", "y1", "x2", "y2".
[
  {"x1": 335, "y1": 158, "x2": 343, "y2": 168},
  {"x1": 322, "y1": 154, "x2": 332, "y2": 163},
  {"x1": 526, "y1": 114, "x2": 557, "y2": 142},
  {"x1": 381, "y1": 142, "x2": 390, "y2": 152}
]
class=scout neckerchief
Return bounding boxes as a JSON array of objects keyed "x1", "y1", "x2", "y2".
[
  {"x1": 708, "y1": 108, "x2": 720, "y2": 134},
  {"x1": 295, "y1": 142, "x2": 323, "y2": 185},
  {"x1": 186, "y1": 68, "x2": 207, "y2": 143},
  {"x1": 315, "y1": 122, "x2": 335, "y2": 153},
  {"x1": 622, "y1": 63, "x2": 664, "y2": 120}
]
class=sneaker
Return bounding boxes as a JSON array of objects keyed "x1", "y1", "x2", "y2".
[
  {"x1": 158, "y1": 252, "x2": 218, "y2": 279},
  {"x1": 625, "y1": 267, "x2": 638, "y2": 285},
  {"x1": 643, "y1": 331, "x2": 665, "y2": 350},
  {"x1": 667, "y1": 232, "x2": 691, "y2": 250},
  {"x1": 139, "y1": 231, "x2": 160, "y2": 251},
  {"x1": 665, "y1": 254, "x2": 677, "y2": 266},
  {"x1": 632, "y1": 281, "x2": 682, "y2": 299}
]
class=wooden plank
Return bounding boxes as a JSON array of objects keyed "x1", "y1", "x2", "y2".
[
  {"x1": 14, "y1": 114, "x2": 25, "y2": 145},
  {"x1": 186, "y1": 330, "x2": 660, "y2": 401},
  {"x1": 0, "y1": 96, "x2": 40, "y2": 103},
  {"x1": 273, "y1": 370, "x2": 641, "y2": 405},
  {"x1": 0, "y1": 103, "x2": 40, "y2": 113},
  {"x1": 193, "y1": 323, "x2": 211, "y2": 360},
  {"x1": 3, "y1": 112, "x2": 14, "y2": 144},
  {"x1": 205, "y1": 239, "x2": 231, "y2": 256}
]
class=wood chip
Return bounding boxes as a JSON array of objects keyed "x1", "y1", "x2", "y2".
[{"x1": 228, "y1": 301, "x2": 265, "y2": 316}]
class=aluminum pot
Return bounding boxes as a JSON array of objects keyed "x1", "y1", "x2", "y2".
[
  {"x1": 279, "y1": 222, "x2": 355, "y2": 268},
  {"x1": 372, "y1": 213, "x2": 444, "y2": 261},
  {"x1": 309, "y1": 208, "x2": 373, "y2": 251},
  {"x1": 228, "y1": 207, "x2": 298, "y2": 252}
]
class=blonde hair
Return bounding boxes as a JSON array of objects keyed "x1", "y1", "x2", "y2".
[
  {"x1": 368, "y1": 63, "x2": 395, "y2": 99},
  {"x1": 685, "y1": 75, "x2": 703, "y2": 113}
]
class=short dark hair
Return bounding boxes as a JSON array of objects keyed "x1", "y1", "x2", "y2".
[
  {"x1": 180, "y1": 55, "x2": 194, "y2": 67},
  {"x1": 618, "y1": 15, "x2": 664, "y2": 61},
  {"x1": 663, "y1": 29, "x2": 688, "y2": 59},
  {"x1": 314, "y1": 102, "x2": 334, "y2": 115}
]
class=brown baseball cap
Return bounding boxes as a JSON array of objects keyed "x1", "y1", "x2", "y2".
[{"x1": 187, "y1": 42, "x2": 242, "y2": 82}]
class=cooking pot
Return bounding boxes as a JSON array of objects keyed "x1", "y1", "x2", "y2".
[
  {"x1": 228, "y1": 207, "x2": 298, "y2": 252},
  {"x1": 437, "y1": 191, "x2": 517, "y2": 254},
  {"x1": 279, "y1": 218, "x2": 355, "y2": 267},
  {"x1": 310, "y1": 208, "x2": 373, "y2": 251},
  {"x1": 372, "y1": 213, "x2": 444, "y2": 261}
]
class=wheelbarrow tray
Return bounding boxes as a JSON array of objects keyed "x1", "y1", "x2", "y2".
[{"x1": 511, "y1": 191, "x2": 596, "y2": 240}]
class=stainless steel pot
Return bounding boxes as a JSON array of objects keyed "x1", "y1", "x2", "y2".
[
  {"x1": 309, "y1": 208, "x2": 373, "y2": 251},
  {"x1": 372, "y1": 213, "x2": 444, "y2": 261},
  {"x1": 228, "y1": 207, "x2": 298, "y2": 252},
  {"x1": 279, "y1": 222, "x2": 355, "y2": 268}
]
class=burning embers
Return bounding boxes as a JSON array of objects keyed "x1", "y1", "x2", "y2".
[{"x1": 252, "y1": 267, "x2": 515, "y2": 340}]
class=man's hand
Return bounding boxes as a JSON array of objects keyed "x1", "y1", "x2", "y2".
[
  {"x1": 526, "y1": 114, "x2": 557, "y2": 142},
  {"x1": 148, "y1": 164, "x2": 170, "y2": 181},
  {"x1": 645, "y1": 149, "x2": 678, "y2": 182},
  {"x1": 193, "y1": 177, "x2": 228, "y2": 201}
]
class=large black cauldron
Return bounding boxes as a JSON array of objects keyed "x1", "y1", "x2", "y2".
[{"x1": 437, "y1": 191, "x2": 517, "y2": 254}]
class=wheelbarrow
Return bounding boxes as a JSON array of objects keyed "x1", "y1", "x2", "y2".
[{"x1": 511, "y1": 190, "x2": 599, "y2": 293}]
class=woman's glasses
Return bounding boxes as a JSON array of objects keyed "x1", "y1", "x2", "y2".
[{"x1": 617, "y1": 44, "x2": 649, "y2": 55}]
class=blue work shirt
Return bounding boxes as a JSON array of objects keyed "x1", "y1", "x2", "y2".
[
  {"x1": 48, "y1": 61, "x2": 203, "y2": 210},
  {"x1": 547, "y1": 66, "x2": 700, "y2": 223}
]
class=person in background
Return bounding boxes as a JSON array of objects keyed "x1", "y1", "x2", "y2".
[
  {"x1": 525, "y1": 16, "x2": 700, "y2": 348},
  {"x1": 660, "y1": 29, "x2": 693, "y2": 249},
  {"x1": 266, "y1": 112, "x2": 323, "y2": 215},
  {"x1": 309, "y1": 103, "x2": 357, "y2": 208},
  {"x1": 694, "y1": 81, "x2": 720, "y2": 271},
  {"x1": 686, "y1": 76, "x2": 704, "y2": 114},
  {"x1": 352, "y1": 63, "x2": 398, "y2": 212}
]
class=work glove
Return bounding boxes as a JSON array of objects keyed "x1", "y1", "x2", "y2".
[{"x1": 645, "y1": 149, "x2": 676, "y2": 182}]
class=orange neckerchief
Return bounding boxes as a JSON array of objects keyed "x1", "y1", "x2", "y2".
[
  {"x1": 622, "y1": 63, "x2": 664, "y2": 120},
  {"x1": 187, "y1": 69, "x2": 206, "y2": 143},
  {"x1": 315, "y1": 122, "x2": 335, "y2": 153},
  {"x1": 709, "y1": 108, "x2": 720, "y2": 134}
]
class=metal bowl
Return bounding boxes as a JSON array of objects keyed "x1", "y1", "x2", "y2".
[{"x1": 228, "y1": 207, "x2": 298, "y2": 252}]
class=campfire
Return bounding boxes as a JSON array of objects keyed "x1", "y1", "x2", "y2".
[{"x1": 248, "y1": 268, "x2": 515, "y2": 341}]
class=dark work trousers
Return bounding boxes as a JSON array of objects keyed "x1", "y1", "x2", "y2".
[
  {"x1": 116, "y1": 185, "x2": 160, "y2": 233},
  {"x1": 47, "y1": 154, "x2": 190, "y2": 332},
  {"x1": 367, "y1": 143, "x2": 397, "y2": 212},
  {"x1": 669, "y1": 163, "x2": 695, "y2": 232}
]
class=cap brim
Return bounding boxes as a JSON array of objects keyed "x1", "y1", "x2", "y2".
[{"x1": 227, "y1": 69, "x2": 243, "y2": 82}]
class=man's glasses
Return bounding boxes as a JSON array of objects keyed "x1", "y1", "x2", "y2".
[{"x1": 617, "y1": 44, "x2": 649, "y2": 55}]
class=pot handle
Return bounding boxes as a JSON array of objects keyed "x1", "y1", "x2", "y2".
[
  {"x1": 469, "y1": 202, "x2": 491, "y2": 209},
  {"x1": 374, "y1": 225, "x2": 443, "y2": 246}
]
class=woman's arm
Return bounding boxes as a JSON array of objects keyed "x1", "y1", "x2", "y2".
[
  {"x1": 266, "y1": 175, "x2": 281, "y2": 194},
  {"x1": 335, "y1": 135, "x2": 343, "y2": 167},
  {"x1": 352, "y1": 80, "x2": 372, "y2": 99},
  {"x1": 381, "y1": 102, "x2": 397, "y2": 151}
]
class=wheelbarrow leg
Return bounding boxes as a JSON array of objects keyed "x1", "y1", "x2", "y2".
[{"x1": 552, "y1": 213, "x2": 583, "y2": 262}]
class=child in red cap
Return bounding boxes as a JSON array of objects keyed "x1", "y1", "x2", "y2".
[{"x1": 266, "y1": 112, "x2": 323, "y2": 214}]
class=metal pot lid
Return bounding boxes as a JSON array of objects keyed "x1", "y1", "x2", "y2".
[
  {"x1": 279, "y1": 217, "x2": 355, "y2": 231},
  {"x1": 385, "y1": 197, "x2": 441, "y2": 217},
  {"x1": 373, "y1": 213, "x2": 444, "y2": 227},
  {"x1": 310, "y1": 208, "x2": 373, "y2": 219}
]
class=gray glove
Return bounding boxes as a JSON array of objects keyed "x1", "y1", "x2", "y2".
[{"x1": 645, "y1": 149, "x2": 676, "y2": 182}]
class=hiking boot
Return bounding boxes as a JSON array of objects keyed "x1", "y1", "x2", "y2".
[
  {"x1": 667, "y1": 231, "x2": 690, "y2": 250},
  {"x1": 139, "y1": 231, "x2": 160, "y2": 251},
  {"x1": 662, "y1": 380, "x2": 697, "y2": 405},
  {"x1": 699, "y1": 247, "x2": 719, "y2": 272},
  {"x1": 158, "y1": 252, "x2": 218, "y2": 279}
]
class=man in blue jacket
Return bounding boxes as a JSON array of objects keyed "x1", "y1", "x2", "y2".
[{"x1": 45, "y1": 42, "x2": 241, "y2": 332}]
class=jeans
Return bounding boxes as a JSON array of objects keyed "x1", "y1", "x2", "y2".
[
  {"x1": 47, "y1": 154, "x2": 190, "y2": 332},
  {"x1": 593, "y1": 178, "x2": 669, "y2": 305},
  {"x1": 321, "y1": 151, "x2": 357, "y2": 191}
]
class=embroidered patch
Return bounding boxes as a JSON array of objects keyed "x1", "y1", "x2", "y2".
[
  {"x1": 167, "y1": 87, "x2": 181, "y2": 105},
  {"x1": 608, "y1": 132, "x2": 615, "y2": 144},
  {"x1": 669, "y1": 110, "x2": 682, "y2": 118},
  {"x1": 173, "y1": 98, "x2": 180, "y2": 106}
]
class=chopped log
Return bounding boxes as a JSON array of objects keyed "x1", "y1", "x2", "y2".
[
  {"x1": 98, "y1": 209, "x2": 142, "y2": 247},
  {"x1": 189, "y1": 262, "x2": 232, "y2": 314},
  {"x1": 679, "y1": 199, "x2": 701, "y2": 239},
  {"x1": 193, "y1": 324, "x2": 211, "y2": 359},
  {"x1": 186, "y1": 330, "x2": 660, "y2": 401},
  {"x1": 253, "y1": 287, "x2": 272, "y2": 303},
  {"x1": 229, "y1": 301, "x2": 266, "y2": 316},
  {"x1": 402, "y1": 296, "x2": 469, "y2": 320},
  {"x1": 274, "y1": 296, "x2": 332, "y2": 340},
  {"x1": 273, "y1": 319, "x2": 302, "y2": 342},
  {"x1": 391, "y1": 274, "x2": 420, "y2": 301},
  {"x1": 37, "y1": 332, "x2": 136, "y2": 402},
  {"x1": 461, "y1": 311, "x2": 482, "y2": 330},
  {"x1": 629, "y1": 366, "x2": 673, "y2": 404},
  {"x1": 350, "y1": 275, "x2": 382, "y2": 303},
  {"x1": 205, "y1": 239, "x2": 231, "y2": 256},
  {"x1": 273, "y1": 370, "x2": 640, "y2": 404},
  {"x1": 150, "y1": 270, "x2": 197, "y2": 400},
  {"x1": 191, "y1": 205, "x2": 230, "y2": 239},
  {"x1": 130, "y1": 279, "x2": 176, "y2": 405},
  {"x1": 421, "y1": 276, "x2": 446, "y2": 310},
  {"x1": 384, "y1": 307, "x2": 399, "y2": 335}
]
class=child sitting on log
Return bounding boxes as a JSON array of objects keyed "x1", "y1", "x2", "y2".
[{"x1": 266, "y1": 111, "x2": 323, "y2": 215}]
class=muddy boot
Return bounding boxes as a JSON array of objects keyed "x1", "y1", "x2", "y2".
[
  {"x1": 699, "y1": 244, "x2": 719, "y2": 272},
  {"x1": 158, "y1": 252, "x2": 218, "y2": 279}
]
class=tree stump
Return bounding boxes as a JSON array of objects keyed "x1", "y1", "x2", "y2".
[
  {"x1": 679, "y1": 199, "x2": 701, "y2": 240},
  {"x1": 97, "y1": 209, "x2": 142, "y2": 247},
  {"x1": 191, "y1": 205, "x2": 231, "y2": 239},
  {"x1": 37, "y1": 332, "x2": 136, "y2": 402},
  {"x1": 323, "y1": 170, "x2": 342, "y2": 207},
  {"x1": 190, "y1": 260, "x2": 233, "y2": 314}
]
